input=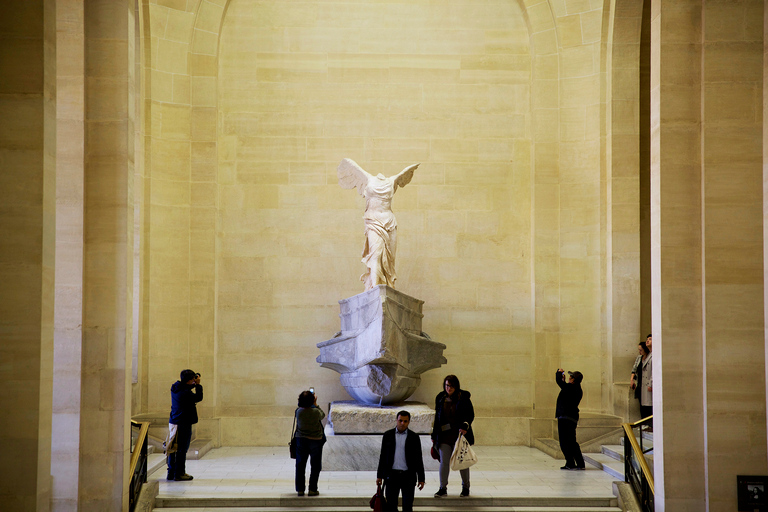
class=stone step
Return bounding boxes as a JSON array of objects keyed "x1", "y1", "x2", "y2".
[
  {"x1": 153, "y1": 496, "x2": 620, "y2": 509},
  {"x1": 575, "y1": 413, "x2": 623, "y2": 428},
  {"x1": 583, "y1": 453, "x2": 624, "y2": 480},
  {"x1": 618, "y1": 437, "x2": 654, "y2": 465},
  {"x1": 533, "y1": 427, "x2": 623, "y2": 461},
  {"x1": 619, "y1": 433, "x2": 653, "y2": 448},
  {"x1": 154, "y1": 507, "x2": 622, "y2": 512},
  {"x1": 143, "y1": 432, "x2": 212, "y2": 461},
  {"x1": 601, "y1": 445, "x2": 623, "y2": 462},
  {"x1": 147, "y1": 453, "x2": 166, "y2": 477},
  {"x1": 188, "y1": 438, "x2": 213, "y2": 460},
  {"x1": 533, "y1": 438, "x2": 562, "y2": 459}
]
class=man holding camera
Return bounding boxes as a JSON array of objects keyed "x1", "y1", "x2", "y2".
[
  {"x1": 555, "y1": 368, "x2": 584, "y2": 470},
  {"x1": 167, "y1": 369, "x2": 203, "y2": 481}
]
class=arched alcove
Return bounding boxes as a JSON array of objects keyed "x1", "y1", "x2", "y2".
[{"x1": 215, "y1": 0, "x2": 534, "y2": 444}]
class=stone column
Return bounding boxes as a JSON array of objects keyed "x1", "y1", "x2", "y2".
[
  {"x1": 79, "y1": 0, "x2": 134, "y2": 509},
  {"x1": 51, "y1": 0, "x2": 85, "y2": 510},
  {"x1": 700, "y1": 0, "x2": 766, "y2": 509},
  {"x1": 652, "y1": 1, "x2": 767, "y2": 510},
  {"x1": 605, "y1": 0, "x2": 644, "y2": 418},
  {"x1": 650, "y1": 0, "x2": 706, "y2": 509},
  {"x1": 0, "y1": 0, "x2": 56, "y2": 510}
]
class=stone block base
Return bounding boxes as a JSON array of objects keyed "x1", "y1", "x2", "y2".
[
  {"x1": 322, "y1": 424, "x2": 439, "y2": 471},
  {"x1": 328, "y1": 400, "x2": 435, "y2": 434}
]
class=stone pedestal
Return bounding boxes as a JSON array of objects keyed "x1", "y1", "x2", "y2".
[
  {"x1": 328, "y1": 401, "x2": 434, "y2": 434},
  {"x1": 317, "y1": 285, "x2": 446, "y2": 404},
  {"x1": 322, "y1": 401, "x2": 439, "y2": 471}
]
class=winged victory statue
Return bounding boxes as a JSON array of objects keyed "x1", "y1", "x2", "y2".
[{"x1": 338, "y1": 158, "x2": 419, "y2": 290}]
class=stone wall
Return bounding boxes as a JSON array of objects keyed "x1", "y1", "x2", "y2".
[
  {"x1": 214, "y1": 0, "x2": 534, "y2": 444},
  {"x1": 135, "y1": 0, "x2": 623, "y2": 447}
]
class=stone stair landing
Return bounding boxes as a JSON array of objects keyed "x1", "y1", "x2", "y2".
[
  {"x1": 133, "y1": 413, "x2": 213, "y2": 461},
  {"x1": 534, "y1": 413, "x2": 624, "y2": 460},
  {"x1": 583, "y1": 430, "x2": 654, "y2": 480}
]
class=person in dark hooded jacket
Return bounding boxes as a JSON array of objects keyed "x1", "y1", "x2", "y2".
[
  {"x1": 167, "y1": 369, "x2": 203, "y2": 481},
  {"x1": 431, "y1": 374, "x2": 474, "y2": 498}
]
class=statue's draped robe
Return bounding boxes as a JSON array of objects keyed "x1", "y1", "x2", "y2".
[{"x1": 361, "y1": 177, "x2": 397, "y2": 289}]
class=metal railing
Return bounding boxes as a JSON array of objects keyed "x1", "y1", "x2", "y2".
[
  {"x1": 623, "y1": 415, "x2": 654, "y2": 511},
  {"x1": 129, "y1": 420, "x2": 150, "y2": 512}
]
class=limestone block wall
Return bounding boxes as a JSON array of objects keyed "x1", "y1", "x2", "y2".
[
  {"x1": 52, "y1": 0, "x2": 85, "y2": 509},
  {"x1": 215, "y1": 0, "x2": 534, "y2": 445},
  {"x1": 0, "y1": 1, "x2": 56, "y2": 509},
  {"x1": 651, "y1": 0, "x2": 767, "y2": 509},
  {"x1": 603, "y1": 0, "x2": 645, "y2": 419},
  {"x1": 141, "y1": 0, "x2": 220, "y2": 441},
  {"x1": 135, "y1": 0, "x2": 640, "y2": 447}
]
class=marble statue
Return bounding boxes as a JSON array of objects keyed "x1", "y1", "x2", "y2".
[{"x1": 338, "y1": 158, "x2": 419, "y2": 290}]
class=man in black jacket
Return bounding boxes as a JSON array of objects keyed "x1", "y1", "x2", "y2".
[
  {"x1": 377, "y1": 411, "x2": 425, "y2": 512},
  {"x1": 167, "y1": 369, "x2": 203, "y2": 481},
  {"x1": 555, "y1": 368, "x2": 584, "y2": 470}
]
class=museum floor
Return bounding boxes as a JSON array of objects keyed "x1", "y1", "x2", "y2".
[{"x1": 148, "y1": 446, "x2": 621, "y2": 510}]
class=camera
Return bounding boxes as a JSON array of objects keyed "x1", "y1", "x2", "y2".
[
  {"x1": 309, "y1": 387, "x2": 314, "y2": 394},
  {"x1": 196, "y1": 373, "x2": 201, "y2": 378}
]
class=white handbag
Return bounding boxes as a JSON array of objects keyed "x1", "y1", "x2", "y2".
[{"x1": 449, "y1": 432, "x2": 478, "y2": 470}]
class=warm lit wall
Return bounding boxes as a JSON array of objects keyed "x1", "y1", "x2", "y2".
[
  {"x1": 0, "y1": 0, "x2": 55, "y2": 509},
  {"x1": 137, "y1": 0, "x2": 629, "y2": 446},
  {"x1": 215, "y1": 0, "x2": 534, "y2": 444}
]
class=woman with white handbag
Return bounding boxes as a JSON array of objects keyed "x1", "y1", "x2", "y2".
[{"x1": 431, "y1": 374, "x2": 476, "y2": 498}]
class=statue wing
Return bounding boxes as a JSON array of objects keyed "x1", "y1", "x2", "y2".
[
  {"x1": 393, "y1": 163, "x2": 420, "y2": 191},
  {"x1": 337, "y1": 158, "x2": 373, "y2": 196}
]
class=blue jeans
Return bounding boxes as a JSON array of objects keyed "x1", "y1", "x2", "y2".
[
  {"x1": 295, "y1": 437, "x2": 324, "y2": 492},
  {"x1": 167, "y1": 423, "x2": 192, "y2": 478}
]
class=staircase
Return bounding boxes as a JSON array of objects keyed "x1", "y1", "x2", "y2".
[
  {"x1": 583, "y1": 429, "x2": 654, "y2": 480},
  {"x1": 534, "y1": 413, "x2": 625, "y2": 460},
  {"x1": 153, "y1": 496, "x2": 621, "y2": 511},
  {"x1": 132, "y1": 413, "x2": 214, "y2": 461}
]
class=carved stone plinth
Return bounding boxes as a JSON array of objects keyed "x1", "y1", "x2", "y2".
[
  {"x1": 322, "y1": 401, "x2": 439, "y2": 470},
  {"x1": 328, "y1": 401, "x2": 434, "y2": 434},
  {"x1": 317, "y1": 285, "x2": 446, "y2": 404}
]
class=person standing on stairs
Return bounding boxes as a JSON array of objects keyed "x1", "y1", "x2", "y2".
[
  {"x1": 555, "y1": 368, "x2": 585, "y2": 470},
  {"x1": 630, "y1": 338, "x2": 651, "y2": 416},
  {"x1": 640, "y1": 335, "x2": 653, "y2": 428},
  {"x1": 167, "y1": 369, "x2": 203, "y2": 481}
]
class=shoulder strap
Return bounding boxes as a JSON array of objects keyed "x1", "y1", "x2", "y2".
[{"x1": 291, "y1": 408, "x2": 298, "y2": 438}]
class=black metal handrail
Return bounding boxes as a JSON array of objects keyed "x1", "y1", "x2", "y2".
[
  {"x1": 129, "y1": 420, "x2": 150, "y2": 512},
  {"x1": 623, "y1": 415, "x2": 654, "y2": 511}
]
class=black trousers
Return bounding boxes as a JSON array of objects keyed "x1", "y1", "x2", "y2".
[
  {"x1": 167, "y1": 423, "x2": 192, "y2": 478},
  {"x1": 295, "y1": 437, "x2": 324, "y2": 492},
  {"x1": 557, "y1": 418, "x2": 584, "y2": 468},
  {"x1": 385, "y1": 470, "x2": 416, "y2": 512}
]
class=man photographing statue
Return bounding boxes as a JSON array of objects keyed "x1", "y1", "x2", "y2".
[
  {"x1": 555, "y1": 368, "x2": 584, "y2": 471},
  {"x1": 166, "y1": 369, "x2": 203, "y2": 481}
]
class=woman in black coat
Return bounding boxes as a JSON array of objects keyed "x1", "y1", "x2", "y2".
[{"x1": 431, "y1": 374, "x2": 474, "y2": 498}]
